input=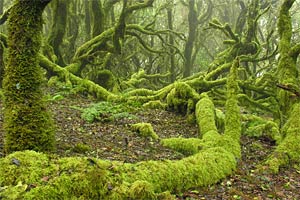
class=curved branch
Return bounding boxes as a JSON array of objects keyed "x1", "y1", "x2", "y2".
[
  {"x1": 126, "y1": 31, "x2": 165, "y2": 54},
  {"x1": 0, "y1": 6, "x2": 12, "y2": 25},
  {"x1": 125, "y1": 0, "x2": 154, "y2": 15}
]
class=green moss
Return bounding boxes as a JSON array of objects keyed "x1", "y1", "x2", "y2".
[
  {"x1": 0, "y1": 89, "x2": 3, "y2": 100},
  {"x1": 276, "y1": 0, "x2": 299, "y2": 115},
  {"x1": 166, "y1": 82, "x2": 200, "y2": 114},
  {"x1": 121, "y1": 70, "x2": 152, "y2": 89},
  {"x1": 243, "y1": 115, "x2": 281, "y2": 143},
  {"x1": 161, "y1": 138, "x2": 202, "y2": 155},
  {"x1": 71, "y1": 143, "x2": 92, "y2": 153},
  {"x1": 3, "y1": 1, "x2": 55, "y2": 153},
  {"x1": 0, "y1": 151, "x2": 56, "y2": 186},
  {"x1": 40, "y1": 55, "x2": 116, "y2": 101},
  {"x1": 23, "y1": 157, "x2": 112, "y2": 199},
  {"x1": 131, "y1": 123, "x2": 159, "y2": 140},
  {"x1": 265, "y1": 103, "x2": 300, "y2": 173},
  {"x1": 224, "y1": 59, "x2": 241, "y2": 142},
  {"x1": 201, "y1": 133, "x2": 241, "y2": 159},
  {"x1": 124, "y1": 88, "x2": 156, "y2": 97},
  {"x1": 195, "y1": 93, "x2": 218, "y2": 136},
  {"x1": 120, "y1": 147, "x2": 236, "y2": 193},
  {"x1": 91, "y1": 69, "x2": 115, "y2": 90},
  {"x1": 0, "y1": 181, "x2": 28, "y2": 200},
  {"x1": 215, "y1": 108, "x2": 225, "y2": 133},
  {"x1": 157, "y1": 191, "x2": 176, "y2": 200},
  {"x1": 143, "y1": 100, "x2": 167, "y2": 110},
  {"x1": 129, "y1": 180, "x2": 156, "y2": 199},
  {"x1": 0, "y1": 144, "x2": 237, "y2": 199}
]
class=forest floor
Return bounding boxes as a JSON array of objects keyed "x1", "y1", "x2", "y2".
[{"x1": 0, "y1": 89, "x2": 300, "y2": 199}]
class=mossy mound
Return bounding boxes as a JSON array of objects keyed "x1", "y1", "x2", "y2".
[
  {"x1": 166, "y1": 82, "x2": 200, "y2": 114},
  {"x1": 131, "y1": 122, "x2": 159, "y2": 140}
]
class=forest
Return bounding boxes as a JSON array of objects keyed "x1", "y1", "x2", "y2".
[{"x1": 0, "y1": 0, "x2": 300, "y2": 199}]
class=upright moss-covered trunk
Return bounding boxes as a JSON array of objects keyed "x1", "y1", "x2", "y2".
[
  {"x1": 48, "y1": 0, "x2": 68, "y2": 66},
  {"x1": 264, "y1": 0, "x2": 300, "y2": 173},
  {"x1": 0, "y1": 40, "x2": 4, "y2": 88},
  {"x1": 183, "y1": 0, "x2": 197, "y2": 78},
  {"x1": 3, "y1": 0, "x2": 55, "y2": 153},
  {"x1": 276, "y1": 0, "x2": 299, "y2": 116},
  {"x1": 167, "y1": 4, "x2": 176, "y2": 82},
  {"x1": 90, "y1": 0, "x2": 105, "y2": 38}
]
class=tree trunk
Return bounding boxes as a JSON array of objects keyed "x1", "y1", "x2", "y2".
[
  {"x1": 167, "y1": 4, "x2": 176, "y2": 82},
  {"x1": 90, "y1": 0, "x2": 105, "y2": 38},
  {"x1": 0, "y1": 0, "x2": 3, "y2": 15},
  {"x1": 3, "y1": 0, "x2": 55, "y2": 153},
  {"x1": 84, "y1": 0, "x2": 91, "y2": 41},
  {"x1": 65, "y1": 0, "x2": 79, "y2": 63},
  {"x1": 276, "y1": 0, "x2": 299, "y2": 116},
  {"x1": 183, "y1": 0, "x2": 197, "y2": 78},
  {"x1": 0, "y1": 41, "x2": 4, "y2": 88},
  {"x1": 264, "y1": 0, "x2": 300, "y2": 173},
  {"x1": 48, "y1": 0, "x2": 68, "y2": 66}
]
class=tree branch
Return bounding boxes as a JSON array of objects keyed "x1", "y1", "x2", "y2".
[{"x1": 0, "y1": 6, "x2": 12, "y2": 25}]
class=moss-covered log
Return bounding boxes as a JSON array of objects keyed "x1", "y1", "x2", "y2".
[
  {"x1": 0, "y1": 148, "x2": 236, "y2": 199},
  {"x1": 39, "y1": 55, "x2": 117, "y2": 101},
  {"x1": 195, "y1": 93, "x2": 218, "y2": 136},
  {"x1": 3, "y1": 0, "x2": 55, "y2": 153},
  {"x1": 162, "y1": 59, "x2": 242, "y2": 163}
]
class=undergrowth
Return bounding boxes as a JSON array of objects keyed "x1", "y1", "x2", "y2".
[{"x1": 71, "y1": 101, "x2": 138, "y2": 123}]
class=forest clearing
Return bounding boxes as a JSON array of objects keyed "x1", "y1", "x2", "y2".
[{"x1": 0, "y1": 0, "x2": 300, "y2": 199}]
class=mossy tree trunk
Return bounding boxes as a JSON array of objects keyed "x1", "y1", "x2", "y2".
[
  {"x1": 0, "y1": 0, "x2": 3, "y2": 16},
  {"x1": 64, "y1": 0, "x2": 79, "y2": 63},
  {"x1": 90, "y1": 0, "x2": 105, "y2": 38},
  {"x1": 84, "y1": 0, "x2": 91, "y2": 41},
  {"x1": 0, "y1": 2, "x2": 4, "y2": 81},
  {"x1": 167, "y1": 2, "x2": 176, "y2": 82},
  {"x1": 3, "y1": 0, "x2": 55, "y2": 153},
  {"x1": 0, "y1": 38, "x2": 4, "y2": 88},
  {"x1": 69, "y1": 0, "x2": 154, "y2": 76},
  {"x1": 183, "y1": 0, "x2": 197, "y2": 78},
  {"x1": 276, "y1": 0, "x2": 300, "y2": 116},
  {"x1": 47, "y1": 0, "x2": 68, "y2": 67},
  {"x1": 264, "y1": 0, "x2": 300, "y2": 173}
]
